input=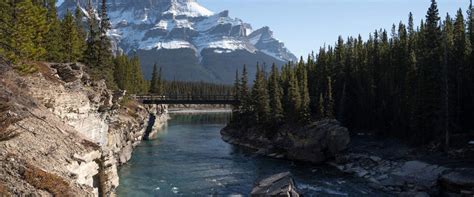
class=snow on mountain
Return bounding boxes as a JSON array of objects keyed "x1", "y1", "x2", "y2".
[
  {"x1": 58, "y1": 0, "x2": 297, "y2": 83},
  {"x1": 163, "y1": 0, "x2": 213, "y2": 17}
]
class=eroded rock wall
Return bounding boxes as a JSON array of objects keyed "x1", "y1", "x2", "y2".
[{"x1": 0, "y1": 62, "x2": 168, "y2": 196}]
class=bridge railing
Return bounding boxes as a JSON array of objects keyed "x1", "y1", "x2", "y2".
[{"x1": 134, "y1": 95, "x2": 237, "y2": 101}]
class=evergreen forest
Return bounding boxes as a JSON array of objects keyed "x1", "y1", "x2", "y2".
[{"x1": 232, "y1": 0, "x2": 474, "y2": 146}]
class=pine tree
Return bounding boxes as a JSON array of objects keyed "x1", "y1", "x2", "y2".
[
  {"x1": 442, "y1": 13, "x2": 454, "y2": 150},
  {"x1": 74, "y1": 5, "x2": 86, "y2": 58},
  {"x1": 98, "y1": 0, "x2": 113, "y2": 67},
  {"x1": 157, "y1": 67, "x2": 163, "y2": 95},
  {"x1": 9, "y1": 0, "x2": 48, "y2": 62},
  {"x1": 43, "y1": 0, "x2": 63, "y2": 62},
  {"x1": 84, "y1": 1, "x2": 101, "y2": 68},
  {"x1": 326, "y1": 76, "x2": 335, "y2": 118},
  {"x1": 297, "y1": 58, "x2": 311, "y2": 122},
  {"x1": 251, "y1": 64, "x2": 270, "y2": 124},
  {"x1": 0, "y1": 1, "x2": 14, "y2": 59},
  {"x1": 418, "y1": 0, "x2": 443, "y2": 142},
  {"x1": 239, "y1": 65, "x2": 252, "y2": 123},
  {"x1": 149, "y1": 63, "x2": 159, "y2": 94},
  {"x1": 318, "y1": 94, "x2": 325, "y2": 119},
  {"x1": 232, "y1": 70, "x2": 241, "y2": 122},
  {"x1": 234, "y1": 70, "x2": 240, "y2": 100},
  {"x1": 268, "y1": 63, "x2": 284, "y2": 123},
  {"x1": 61, "y1": 10, "x2": 84, "y2": 62},
  {"x1": 466, "y1": 0, "x2": 474, "y2": 131},
  {"x1": 286, "y1": 67, "x2": 301, "y2": 123}
]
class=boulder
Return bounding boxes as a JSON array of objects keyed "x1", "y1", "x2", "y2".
[
  {"x1": 439, "y1": 168, "x2": 474, "y2": 194},
  {"x1": 251, "y1": 172, "x2": 300, "y2": 197},
  {"x1": 284, "y1": 119, "x2": 350, "y2": 163},
  {"x1": 390, "y1": 161, "x2": 447, "y2": 190},
  {"x1": 50, "y1": 63, "x2": 84, "y2": 83}
]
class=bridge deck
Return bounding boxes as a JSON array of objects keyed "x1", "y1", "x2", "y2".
[{"x1": 134, "y1": 95, "x2": 239, "y2": 105}]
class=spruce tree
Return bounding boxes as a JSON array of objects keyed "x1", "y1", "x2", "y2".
[
  {"x1": 61, "y1": 10, "x2": 84, "y2": 62},
  {"x1": 98, "y1": 0, "x2": 113, "y2": 67},
  {"x1": 157, "y1": 67, "x2": 163, "y2": 95},
  {"x1": 326, "y1": 76, "x2": 335, "y2": 119},
  {"x1": 150, "y1": 63, "x2": 159, "y2": 94},
  {"x1": 232, "y1": 70, "x2": 241, "y2": 122},
  {"x1": 0, "y1": 1, "x2": 13, "y2": 59},
  {"x1": 251, "y1": 64, "x2": 270, "y2": 124},
  {"x1": 43, "y1": 0, "x2": 63, "y2": 62},
  {"x1": 84, "y1": 2, "x2": 101, "y2": 68},
  {"x1": 240, "y1": 65, "x2": 252, "y2": 121},
  {"x1": 466, "y1": 0, "x2": 474, "y2": 130},
  {"x1": 268, "y1": 63, "x2": 284, "y2": 124},
  {"x1": 10, "y1": 0, "x2": 48, "y2": 62},
  {"x1": 286, "y1": 68, "x2": 301, "y2": 123},
  {"x1": 234, "y1": 70, "x2": 240, "y2": 100},
  {"x1": 416, "y1": 0, "x2": 443, "y2": 142},
  {"x1": 297, "y1": 61, "x2": 311, "y2": 122}
]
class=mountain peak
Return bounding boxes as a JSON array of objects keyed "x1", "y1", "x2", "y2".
[
  {"x1": 164, "y1": 0, "x2": 213, "y2": 17},
  {"x1": 58, "y1": 0, "x2": 297, "y2": 83}
]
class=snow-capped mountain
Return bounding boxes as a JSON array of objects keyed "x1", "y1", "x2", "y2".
[{"x1": 59, "y1": 0, "x2": 297, "y2": 83}]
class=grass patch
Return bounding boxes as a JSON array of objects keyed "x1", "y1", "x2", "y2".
[
  {"x1": 23, "y1": 164, "x2": 72, "y2": 196},
  {"x1": 14, "y1": 63, "x2": 38, "y2": 75}
]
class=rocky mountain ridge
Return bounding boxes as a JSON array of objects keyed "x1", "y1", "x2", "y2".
[{"x1": 58, "y1": 0, "x2": 297, "y2": 83}]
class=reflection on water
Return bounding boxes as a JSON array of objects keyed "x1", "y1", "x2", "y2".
[
  {"x1": 117, "y1": 112, "x2": 390, "y2": 197},
  {"x1": 168, "y1": 112, "x2": 232, "y2": 125}
]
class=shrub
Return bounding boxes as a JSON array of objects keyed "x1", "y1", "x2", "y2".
[
  {"x1": 0, "y1": 98, "x2": 20, "y2": 142},
  {"x1": 23, "y1": 164, "x2": 72, "y2": 196},
  {"x1": 14, "y1": 63, "x2": 38, "y2": 75}
]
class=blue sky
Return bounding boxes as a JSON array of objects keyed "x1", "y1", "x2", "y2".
[{"x1": 199, "y1": 0, "x2": 468, "y2": 57}]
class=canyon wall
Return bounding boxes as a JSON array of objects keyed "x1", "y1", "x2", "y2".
[{"x1": 0, "y1": 62, "x2": 168, "y2": 196}]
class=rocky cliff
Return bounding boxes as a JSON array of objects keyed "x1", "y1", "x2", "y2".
[
  {"x1": 221, "y1": 119, "x2": 350, "y2": 164},
  {"x1": 0, "y1": 61, "x2": 168, "y2": 196}
]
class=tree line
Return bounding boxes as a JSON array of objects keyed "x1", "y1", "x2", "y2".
[
  {"x1": 0, "y1": 0, "x2": 148, "y2": 94},
  {"x1": 233, "y1": 0, "x2": 474, "y2": 147},
  {"x1": 162, "y1": 80, "x2": 234, "y2": 97},
  {"x1": 0, "y1": 0, "x2": 84, "y2": 63}
]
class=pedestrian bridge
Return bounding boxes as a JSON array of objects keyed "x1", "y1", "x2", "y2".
[{"x1": 134, "y1": 95, "x2": 239, "y2": 105}]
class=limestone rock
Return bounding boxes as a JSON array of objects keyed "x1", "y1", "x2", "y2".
[
  {"x1": 251, "y1": 172, "x2": 300, "y2": 197},
  {"x1": 50, "y1": 62, "x2": 84, "y2": 83},
  {"x1": 0, "y1": 62, "x2": 168, "y2": 196}
]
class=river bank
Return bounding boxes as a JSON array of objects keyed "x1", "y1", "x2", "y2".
[
  {"x1": 330, "y1": 134, "x2": 474, "y2": 196},
  {"x1": 221, "y1": 120, "x2": 474, "y2": 196},
  {"x1": 0, "y1": 62, "x2": 168, "y2": 196}
]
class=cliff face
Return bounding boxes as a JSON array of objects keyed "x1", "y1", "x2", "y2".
[{"x1": 0, "y1": 61, "x2": 168, "y2": 196}]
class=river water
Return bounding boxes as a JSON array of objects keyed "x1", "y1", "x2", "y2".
[{"x1": 117, "y1": 112, "x2": 389, "y2": 196}]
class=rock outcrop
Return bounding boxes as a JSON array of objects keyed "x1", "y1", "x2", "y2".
[
  {"x1": 0, "y1": 62, "x2": 168, "y2": 196},
  {"x1": 330, "y1": 154, "x2": 453, "y2": 195},
  {"x1": 251, "y1": 172, "x2": 300, "y2": 197},
  {"x1": 439, "y1": 168, "x2": 474, "y2": 195},
  {"x1": 221, "y1": 119, "x2": 350, "y2": 164}
]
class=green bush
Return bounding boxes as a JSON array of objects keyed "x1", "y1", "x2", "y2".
[{"x1": 14, "y1": 63, "x2": 38, "y2": 75}]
